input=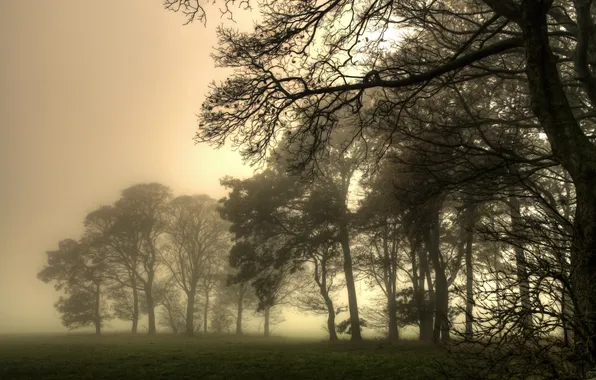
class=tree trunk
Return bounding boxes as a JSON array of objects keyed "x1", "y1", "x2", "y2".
[
  {"x1": 562, "y1": 287, "x2": 574, "y2": 347},
  {"x1": 203, "y1": 290, "x2": 210, "y2": 334},
  {"x1": 167, "y1": 304, "x2": 178, "y2": 334},
  {"x1": 131, "y1": 277, "x2": 139, "y2": 334},
  {"x1": 386, "y1": 223, "x2": 399, "y2": 344},
  {"x1": 417, "y1": 246, "x2": 433, "y2": 341},
  {"x1": 186, "y1": 285, "x2": 197, "y2": 336},
  {"x1": 323, "y1": 294, "x2": 339, "y2": 341},
  {"x1": 509, "y1": 196, "x2": 532, "y2": 336},
  {"x1": 464, "y1": 216, "x2": 475, "y2": 341},
  {"x1": 145, "y1": 285, "x2": 156, "y2": 335},
  {"x1": 462, "y1": 204, "x2": 476, "y2": 341},
  {"x1": 94, "y1": 282, "x2": 101, "y2": 335},
  {"x1": 561, "y1": 179, "x2": 574, "y2": 347},
  {"x1": 433, "y1": 268, "x2": 449, "y2": 343},
  {"x1": 516, "y1": 3, "x2": 596, "y2": 373},
  {"x1": 236, "y1": 286, "x2": 245, "y2": 335},
  {"x1": 426, "y1": 265, "x2": 436, "y2": 339},
  {"x1": 314, "y1": 252, "x2": 339, "y2": 341},
  {"x1": 425, "y1": 213, "x2": 450, "y2": 343},
  {"x1": 339, "y1": 222, "x2": 362, "y2": 341},
  {"x1": 387, "y1": 295, "x2": 399, "y2": 343},
  {"x1": 264, "y1": 306, "x2": 270, "y2": 337}
]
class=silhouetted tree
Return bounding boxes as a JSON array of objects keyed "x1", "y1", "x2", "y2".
[
  {"x1": 38, "y1": 238, "x2": 109, "y2": 334},
  {"x1": 166, "y1": 0, "x2": 596, "y2": 372}
]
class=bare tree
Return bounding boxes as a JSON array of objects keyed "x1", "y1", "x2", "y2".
[{"x1": 162, "y1": 194, "x2": 230, "y2": 335}]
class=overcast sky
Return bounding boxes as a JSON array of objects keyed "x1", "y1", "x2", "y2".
[{"x1": 0, "y1": 1, "x2": 273, "y2": 334}]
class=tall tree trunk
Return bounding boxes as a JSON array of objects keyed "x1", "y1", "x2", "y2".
[
  {"x1": 464, "y1": 212, "x2": 475, "y2": 341},
  {"x1": 166, "y1": 303, "x2": 178, "y2": 334},
  {"x1": 316, "y1": 256, "x2": 339, "y2": 341},
  {"x1": 145, "y1": 284, "x2": 156, "y2": 335},
  {"x1": 203, "y1": 290, "x2": 210, "y2": 334},
  {"x1": 131, "y1": 276, "x2": 139, "y2": 334},
  {"x1": 264, "y1": 305, "x2": 270, "y2": 337},
  {"x1": 236, "y1": 286, "x2": 245, "y2": 335},
  {"x1": 324, "y1": 297, "x2": 339, "y2": 341},
  {"x1": 386, "y1": 223, "x2": 399, "y2": 344},
  {"x1": 417, "y1": 245, "x2": 433, "y2": 341},
  {"x1": 425, "y1": 212, "x2": 450, "y2": 343},
  {"x1": 561, "y1": 178, "x2": 575, "y2": 347},
  {"x1": 433, "y1": 268, "x2": 449, "y2": 343},
  {"x1": 515, "y1": 3, "x2": 596, "y2": 373},
  {"x1": 94, "y1": 282, "x2": 101, "y2": 335},
  {"x1": 426, "y1": 265, "x2": 436, "y2": 334},
  {"x1": 339, "y1": 222, "x2": 362, "y2": 341},
  {"x1": 387, "y1": 295, "x2": 399, "y2": 343},
  {"x1": 186, "y1": 284, "x2": 197, "y2": 336},
  {"x1": 562, "y1": 288, "x2": 574, "y2": 347},
  {"x1": 459, "y1": 203, "x2": 476, "y2": 341},
  {"x1": 509, "y1": 196, "x2": 532, "y2": 336}
]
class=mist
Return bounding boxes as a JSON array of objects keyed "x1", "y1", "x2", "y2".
[
  {"x1": 2, "y1": 1, "x2": 596, "y2": 379},
  {"x1": 0, "y1": 0, "x2": 254, "y2": 334}
]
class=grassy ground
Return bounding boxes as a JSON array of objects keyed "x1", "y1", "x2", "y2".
[{"x1": 0, "y1": 333, "x2": 447, "y2": 379}]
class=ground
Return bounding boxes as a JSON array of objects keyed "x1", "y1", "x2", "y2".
[{"x1": 0, "y1": 333, "x2": 446, "y2": 379}]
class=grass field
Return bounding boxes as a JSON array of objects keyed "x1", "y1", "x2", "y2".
[{"x1": 0, "y1": 333, "x2": 448, "y2": 379}]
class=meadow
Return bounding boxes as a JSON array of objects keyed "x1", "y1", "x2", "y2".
[{"x1": 0, "y1": 333, "x2": 447, "y2": 379}]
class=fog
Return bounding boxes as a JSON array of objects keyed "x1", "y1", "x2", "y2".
[{"x1": 0, "y1": 0, "x2": 325, "y2": 336}]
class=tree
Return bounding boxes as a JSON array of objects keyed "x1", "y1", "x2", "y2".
[
  {"x1": 219, "y1": 169, "x2": 303, "y2": 337},
  {"x1": 355, "y1": 170, "x2": 409, "y2": 343},
  {"x1": 209, "y1": 277, "x2": 237, "y2": 333},
  {"x1": 167, "y1": 0, "x2": 596, "y2": 370},
  {"x1": 38, "y1": 238, "x2": 109, "y2": 334},
  {"x1": 220, "y1": 155, "x2": 356, "y2": 340},
  {"x1": 113, "y1": 183, "x2": 172, "y2": 335},
  {"x1": 155, "y1": 278, "x2": 202, "y2": 334},
  {"x1": 84, "y1": 205, "x2": 143, "y2": 333},
  {"x1": 228, "y1": 240, "x2": 300, "y2": 337},
  {"x1": 162, "y1": 194, "x2": 230, "y2": 335},
  {"x1": 222, "y1": 271, "x2": 256, "y2": 335},
  {"x1": 108, "y1": 286, "x2": 144, "y2": 327},
  {"x1": 290, "y1": 243, "x2": 345, "y2": 341},
  {"x1": 273, "y1": 128, "x2": 368, "y2": 341}
]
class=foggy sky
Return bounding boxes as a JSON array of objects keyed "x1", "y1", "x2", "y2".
[{"x1": 0, "y1": 1, "x2": 309, "y2": 334}]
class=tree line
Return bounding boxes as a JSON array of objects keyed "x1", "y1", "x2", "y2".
[
  {"x1": 38, "y1": 185, "x2": 257, "y2": 336},
  {"x1": 158, "y1": 0, "x2": 596, "y2": 378}
]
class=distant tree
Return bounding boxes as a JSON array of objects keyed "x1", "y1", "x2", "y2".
[
  {"x1": 112, "y1": 183, "x2": 172, "y2": 335},
  {"x1": 229, "y1": 240, "x2": 299, "y2": 337},
  {"x1": 37, "y1": 238, "x2": 109, "y2": 334},
  {"x1": 156, "y1": 279, "x2": 202, "y2": 334},
  {"x1": 209, "y1": 278, "x2": 236, "y2": 333},
  {"x1": 222, "y1": 271, "x2": 256, "y2": 335},
  {"x1": 84, "y1": 205, "x2": 143, "y2": 333},
  {"x1": 162, "y1": 194, "x2": 230, "y2": 335},
  {"x1": 355, "y1": 176, "x2": 408, "y2": 343},
  {"x1": 219, "y1": 170, "x2": 303, "y2": 337},
  {"x1": 107, "y1": 286, "x2": 144, "y2": 326},
  {"x1": 198, "y1": 258, "x2": 227, "y2": 333}
]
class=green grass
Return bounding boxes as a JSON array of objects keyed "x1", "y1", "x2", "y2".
[{"x1": 0, "y1": 333, "x2": 447, "y2": 379}]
